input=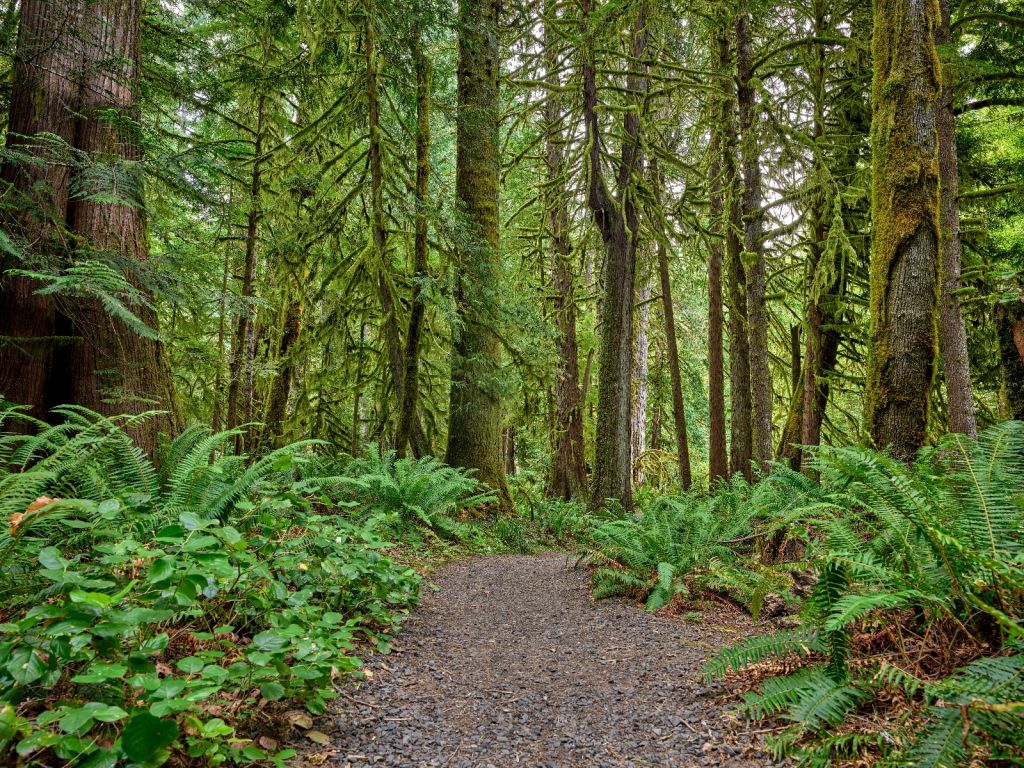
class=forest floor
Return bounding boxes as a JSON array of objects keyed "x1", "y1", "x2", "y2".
[{"x1": 294, "y1": 552, "x2": 780, "y2": 768}]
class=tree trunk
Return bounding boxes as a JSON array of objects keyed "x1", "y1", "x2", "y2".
[
  {"x1": 262, "y1": 297, "x2": 301, "y2": 448},
  {"x1": 936, "y1": 0, "x2": 977, "y2": 438},
  {"x1": 0, "y1": 0, "x2": 82, "y2": 422},
  {"x1": 706, "y1": 129, "x2": 729, "y2": 485},
  {"x1": 447, "y1": 0, "x2": 510, "y2": 506},
  {"x1": 584, "y1": 0, "x2": 649, "y2": 510},
  {"x1": 778, "y1": 325, "x2": 803, "y2": 467},
  {"x1": 997, "y1": 297, "x2": 1024, "y2": 420},
  {"x1": 227, "y1": 91, "x2": 265, "y2": 448},
  {"x1": 543, "y1": 0, "x2": 587, "y2": 500},
  {"x1": 717, "y1": 27, "x2": 753, "y2": 481},
  {"x1": 631, "y1": 276, "x2": 652, "y2": 485},
  {"x1": 736, "y1": 4, "x2": 772, "y2": 473},
  {"x1": 865, "y1": 0, "x2": 942, "y2": 462},
  {"x1": 658, "y1": 233, "x2": 693, "y2": 490},
  {"x1": 396, "y1": 31, "x2": 432, "y2": 459},
  {"x1": 65, "y1": 0, "x2": 178, "y2": 454}
]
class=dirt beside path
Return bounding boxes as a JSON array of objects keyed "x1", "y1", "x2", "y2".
[{"x1": 308, "y1": 552, "x2": 778, "y2": 767}]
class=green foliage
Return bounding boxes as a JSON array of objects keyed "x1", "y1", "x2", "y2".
[
  {"x1": 582, "y1": 473, "x2": 800, "y2": 613},
  {"x1": 0, "y1": 411, "x2": 420, "y2": 767},
  {"x1": 707, "y1": 424, "x2": 1024, "y2": 767},
  {"x1": 325, "y1": 444, "x2": 496, "y2": 541}
]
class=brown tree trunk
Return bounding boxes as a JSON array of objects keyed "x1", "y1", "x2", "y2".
[
  {"x1": 585, "y1": 0, "x2": 649, "y2": 510},
  {"x1": 64, "y1": 0, "x2": 178, "y2": 454},
  {"x1": 227, "y1": 91, "x2": 265, "y2": 447},
  {"x1": 716, "y1": 27, "x2": 753, "y2": 481},
  {"x1": 778, "y1": 325, "x2": 803, "y2": 467},
  {"x1": 631, "y1": 276, "x2": 652, "y2": 485},
  {"x1": 544, "y1": 1, "x2": 587, "y2": 500},
  {"x1": 658, "y1": 233, "x2": 693, "y2": 490},
  {"x1": 396, "y1": 31, "x2": 432, "y2": 459},
  {"x1": 262, "y1": 298, "x2": 301, "y2": 448},
  {"x1": 997, "y1": 297, "x2": 1024, "y2": 420},
  {"x1": 936, "y1": 0, "x2": 977, "y2": 438},
  {"x1": 736, "y1": 4, "x2": 772, "y2": 473},
  {"x1": 706, "y1": 129, "x2": 729, "y2": 484},
  {"x1": 446, "y1": 0, "x2": 511, "y2": 507},
  {"x1": 0, "y1": 0, "x2": 82, "y2": 422},
  {"x1": 865, "y1": 0, "x2": 942, "y2": 462}
]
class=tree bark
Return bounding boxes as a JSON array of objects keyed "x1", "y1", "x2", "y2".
[
  {"x1": 396, "y1": 31, "x2": 432, "y2": 459},
  {"x1": 716, "y1": 27, "x2": 753, "y2": 481},
  {"x1": 447, "y1": 0, "x2": 511, "y2": 506},
  {"x1": 64, "y1": 0, "x2": 178, "y2": 454},
  {"x1": 658, "y1": 231, "x2": 693, "y2": 490},
  {"x1": 865, "y1": 0, "x2": 942, "y2": 462},
  {"x1": 706, "y1": 128, "x2": 729, "y2": 485},
  {"x1": 936, "y1": 0, "x2": 977, "y2": 438},
  {"x1": 584, "y1": 0, "x2": 649, "y2": 510},
  {"x1": 0, "y1": 0, "x2": 82, "y2": 422},
  {"x1": 997, "y1": 297, "x2": 1024, "y2": 420},
  {"x1": 227, "y1": 90, "x2": 265, "y2": 448},
  {"x1": 631, "y1": 276, "x2": 652, "y2": 485},
  {"x1": 736, "y1": 4, "x2": 772, "y2": 473},
  {"x1": 543, "y1": 0, "x2": 587, "y2": 500}
]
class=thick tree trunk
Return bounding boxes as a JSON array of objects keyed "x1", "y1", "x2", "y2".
[
  {"x1": 778, "y1": 325, "x2": 803, "y2": 467},
  {"x1": 0, "y1": 0, "x2": 82, "y2": 422},
  {"x1": 64, "y1": 0, "x2": 178, "y2": 454},
  {"x1": 447, "y1": 0, "x2": 510, "y2": 505},
  {"x1": 396, "y1": 32, "x2": 432, "y2": 459},
  {"x1": 543, "y1": 3, "x2": 587, "y2": 500},
  {"x1": 631, "y1": 277, "x2": 652, "y2": 485},
  {"x1": 736, "y1": 5, "x2": 772, "y2": 473},
  {"x1": 865, "y1": 0, "x2": 942, "y2": 462},
  {"x1": 658, "y1": 234, "x2": 693, "y2": 490},
  {"x1": 715, "y1": 28, "x2": 753, "y2": 481},
  {"x1": 584, "y1": 0, "x2": 649, "y2": 510},
  {"x1": 936, "y1": 0, "x2": 977, "y2": 438},
  {"x1": 706, "y1": 131, "x2": 729, "y2": 484}
]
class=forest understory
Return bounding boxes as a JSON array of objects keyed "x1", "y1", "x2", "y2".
[{"x1": 1, "y1": 0, "x2": 1024, "y2": 765}]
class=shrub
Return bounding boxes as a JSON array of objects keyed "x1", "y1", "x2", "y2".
[
  {"x1": 706, "y1": 423, "x2": 1024, "y2": 767},
  {"x1": 0, "y1": 409, "x2": 420, "y2": 767}
]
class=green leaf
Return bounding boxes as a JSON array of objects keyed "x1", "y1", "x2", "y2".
[
  {"x1": 260, "y1": 681, "x2": 286, "y2": 701},
  {"x1": 120, "y1": 712, "x2": 178, "y2": 763},
  {"x1": 39, "y1": 547, "x2": 69, "y2": 571},
  {"x1": 252, "y1": 631, "x2": 288, "y2": 652}
]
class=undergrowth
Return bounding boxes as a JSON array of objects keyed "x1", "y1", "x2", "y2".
[
  {"x1": 0, "y1": 407, "x2": 489, "y2": 767},
  {"x1": 706, "y1": 423, "x2": 1024, "y2": 767}
]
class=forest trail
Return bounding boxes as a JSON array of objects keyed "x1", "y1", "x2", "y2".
[{"x1": 304, "y1": 553, "x2": 776, "y2": 768}]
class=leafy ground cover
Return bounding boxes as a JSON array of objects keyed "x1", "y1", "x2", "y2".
[{"x1": 0, "y1": 408, "x2": 498, "y2": 767}]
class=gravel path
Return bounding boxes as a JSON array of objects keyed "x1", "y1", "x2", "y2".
[{"x1": 314, "y1": 552, "x2": 775, "y2": 767}]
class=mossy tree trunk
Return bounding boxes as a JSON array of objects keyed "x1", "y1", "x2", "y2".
[
  {"x1": 707, "y1": 126, "x2": 729, "y2": 485},
  {"x1": 936, "y1": 0, "x2": 978, "y2": 438},
  {"x1": 446, "y1": 0, "x2": 511, "y2": 506},
  {"x1": 736, "y1": 3, "x2": 772, "y2": 473},
  {"x1": 396, "y1": 29, "x2": 433, "y2": 458},
  {"x1": 865, "y1": 0, "x2": 942, "y2": 462},
  {"x1": 543, "y1": 0, "x2": 587, "y2": 501},
  {"x1": 583, "y1": 0, "x2": 650, "y2": 510},
  {"x1": 714, "y1": 24, "x2": 753, "y2": 481}
]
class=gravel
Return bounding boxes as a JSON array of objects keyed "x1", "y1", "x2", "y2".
[{"x1": 303, "y1": 552, "x2": 775, "y2": 767}]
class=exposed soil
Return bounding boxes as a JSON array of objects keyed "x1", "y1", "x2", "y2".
[{"x1": 302, "y1": 552, "x2": 778, "y2": 767}]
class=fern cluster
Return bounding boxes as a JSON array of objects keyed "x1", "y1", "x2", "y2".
[
  {"x1": 582, "y1": 472, "x2": 805, "y2": 612},
  {"x1": 707, "y1": 423, "x2": 1024, "y2": 767}
]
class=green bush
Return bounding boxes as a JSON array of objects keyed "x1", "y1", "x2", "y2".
[
  {"x1": 582, "y1": 473, "x2": 801, "y2": 612},
  {"x1": 0, "y1": 408, "x2": 420, "y2": 767},
  {"x1": 707, "y1": 423, "x2": 1024, "y2": 767}
]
